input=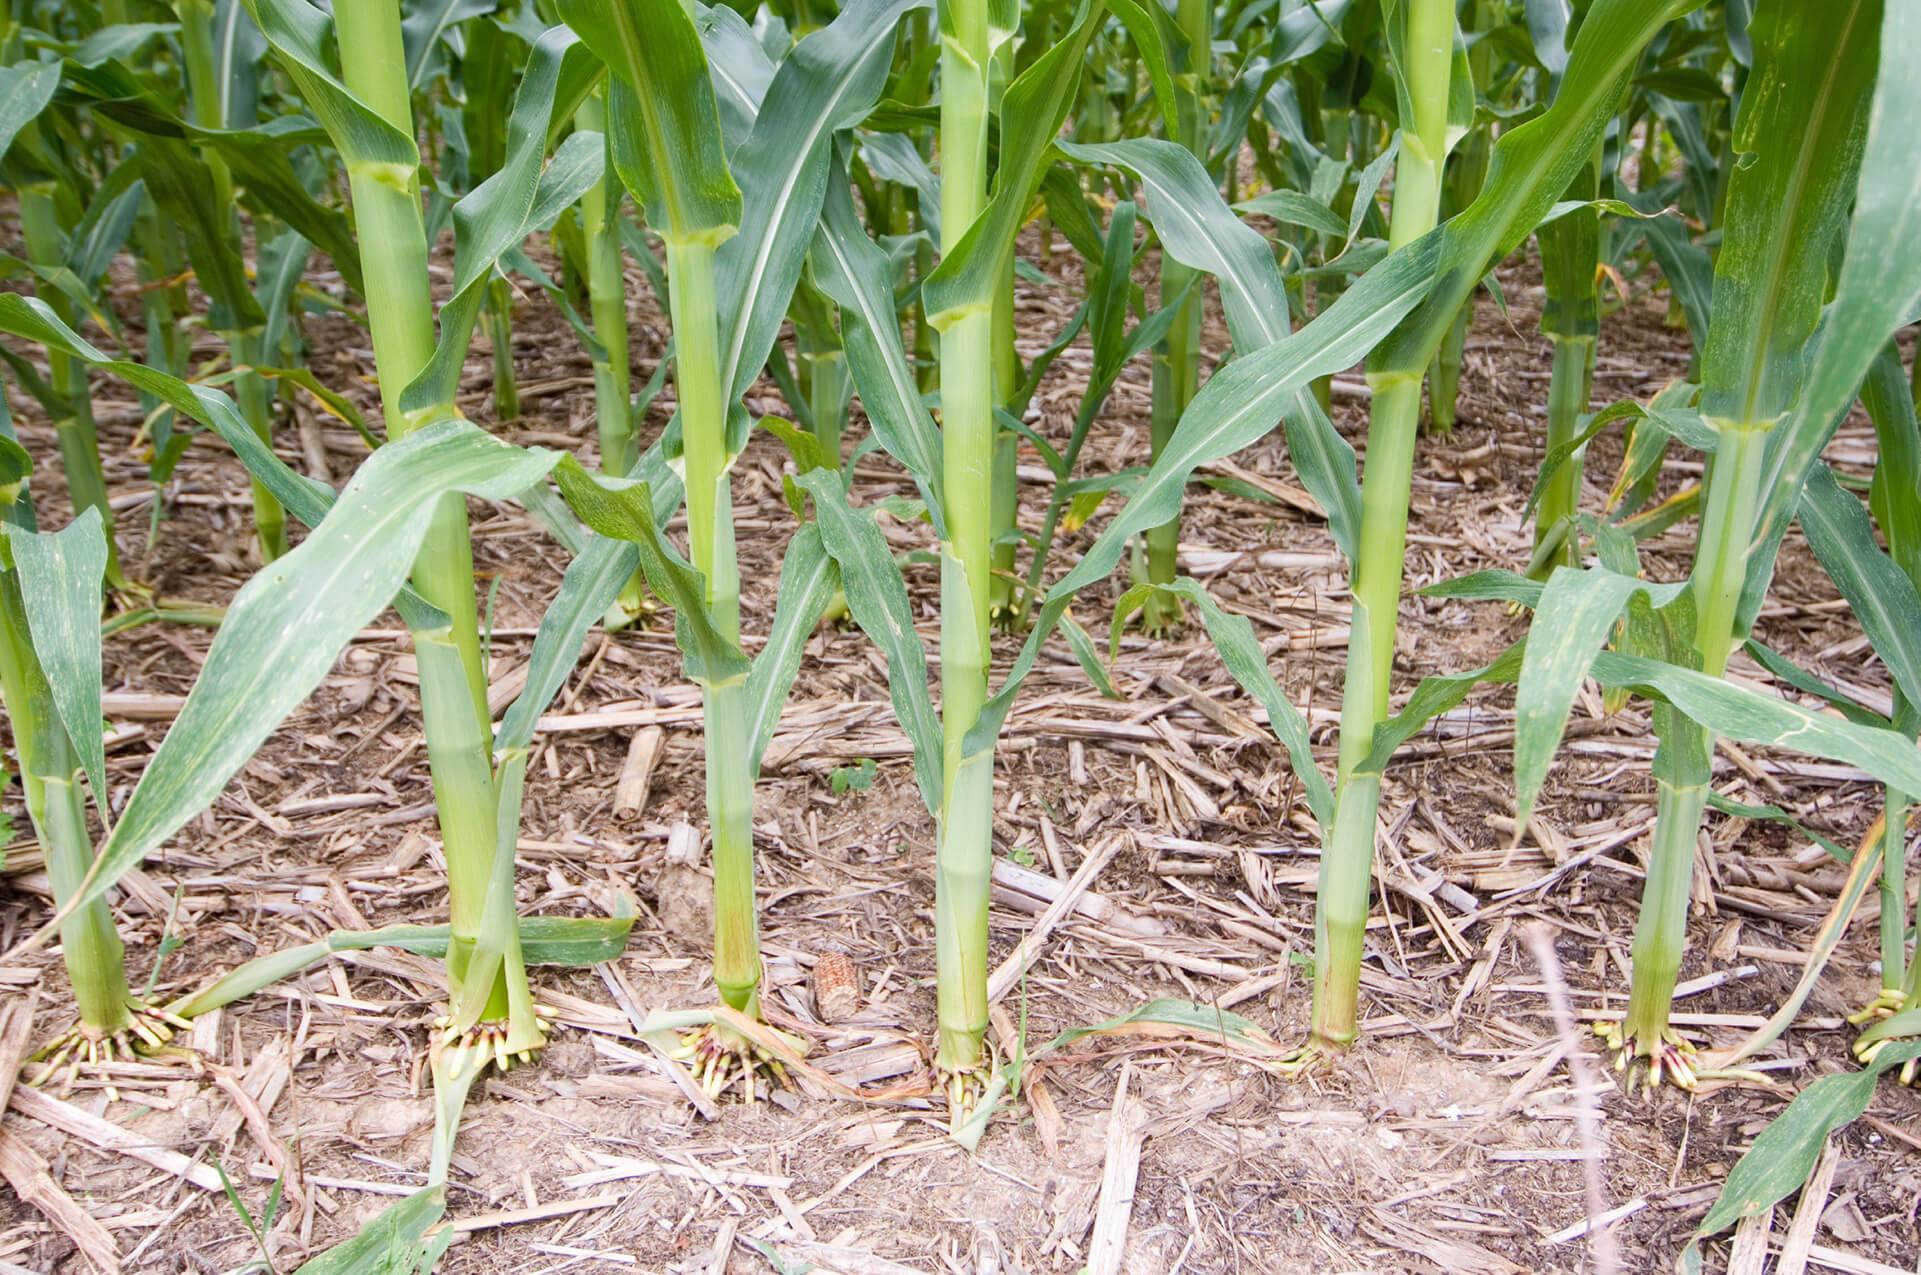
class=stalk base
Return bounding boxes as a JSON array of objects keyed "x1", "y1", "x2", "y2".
[
  {"x1": 936, "y1": 1040, "x2": 997, "y2": 1136},
  {"x1": 31, "y1": 1002, "x2": 195, "y2": 1101},
  {"x1": 669, "y1": 1021, "x2": 794, "y2": 1104},
  {"x1": 1595, "y1": 1020, "x2": 1700, "y2": 1091},
  {"x1": 433, "y1": 1006, "x2": 552, "y2": 1075},
  {"x1": 1852, "y1": 994, "x2": 1919, "y2": 1086},
  {"x1": 1848, "y1": 987, "x2": 1909, "y2": 1026}
]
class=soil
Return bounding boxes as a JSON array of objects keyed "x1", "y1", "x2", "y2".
[{"x1": 1, "y1": 214, "x2": 1918, "y2": 1275}]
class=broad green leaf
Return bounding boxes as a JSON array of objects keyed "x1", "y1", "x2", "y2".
[
  {"x1": 243, "y1": 0, "x2": 420, "y2": 172},
  {"x1": 1683, "y1": 1041, "x2": 1921, "y2": 1271},
  {"x1": 1865, "y1": 349, "x2": 1921, "y2": 585},
  {"x1": 291, "y1": 1187, "x2": 447, "y2": 1275},
  {"x1": 1743, "y1": 639, "x2": 1889, "y2": 729},
  {"x1": 213, "y1": 0, "x2": 268, "y2": 128},
  {"x1": 1588, "y1": 650, "x2": 1921, "y2": 796},
  {"x1": 0, "y1": 295, "x2": 336, "y2": 527},
  {"x1": 0, "y1": 62, "x2": 60, "y2": 160},
  {"x1": 1799, "y1": 463, "x2": 1921, "y2": 712},
  {"x1": 700, "y1": 2, "x2": 777, "y2": 149},
  {"x1": 745, "y1": 524, "x2": 839, "y2": 779},
  {"x1": 797, "y1": 469, "x2": 943, "y2": 815},
  {"x1": 57, "y1": 422, "x2": 558, "y2": 926},
  {"x1": 1513, "y1": 565, "x2": 1684, "y2": 822},
  {"x1": 1234, "y1": 188, "x2": 1346, "y2": 239},
  {"x1": 7, "y1": 509, "x2": 108, "y2": 807},
  {"x1": 565, "y1": 0, "x2": 741, "y2": 245},
  {"x1": 1697, "y1": 0, "x2": 1877, "y2": 432},
  {"x1": 1743, "y1": 0, "x2": 1921, "y2": 630}
]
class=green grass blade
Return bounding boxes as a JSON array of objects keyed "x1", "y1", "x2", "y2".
[{"x1": 1799, "y1": 462, "x2": 1921, "y2": 711}]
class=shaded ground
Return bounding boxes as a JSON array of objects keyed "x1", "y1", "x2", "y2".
[{"x1": 1, "y1": 218, "x2": 1917, "y2": 1275}]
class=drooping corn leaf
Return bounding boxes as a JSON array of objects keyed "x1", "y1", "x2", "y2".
[
  {"x1": 172, "y1": 913, "x2": 639, "y2": 1017},
  {"x1": 6, "y1": 509, "x2": 108, "y2": 808},
  {"x1": 810, "y1": 166, "x2": 945, "y2": 532},
  {"x1": 563, "y1": 0, "x2": 741, "y2": 246},
  {"x1": 136, "y1": 136, "x2": 265, "y2": 331},
  {"x1": 1137, "y1": 577, "x2": 1334, "y2": 827},
  {"x1": 1799, "y1": 463, "x2": 1921, "y2": 713},
  {"x1": 1681, "y1": 1041, "x2": 1921, "y2": 1274},
  {"x1": 1742, "y1": 639, "x2": 1889, "y2": 730},
  {"x1": 701, "y1": 3, "x2": 777, "y2": 152},
  {"x1": 796, "y1": 469, "x2": 943, "y2": 815},
  {"x1": 1740, "y1": 0, "x2": 1916, "y2": 629},
  {"x1": 548, "y1": 464, "x2": 747, "y2": 686},
  {"x1": 242, "y1": 0, "x2": 421, "y2": 172},
  {"x1": 745, "y1": 524, "x2": 839, "y2": 780},
  {"x1": 52, "y1": 422, "x2": 559, "y2": 928}
]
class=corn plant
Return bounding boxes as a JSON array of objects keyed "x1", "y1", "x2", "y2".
[
  {"x1": 1495, "y1": 0, "x2": 1921, "y2": 1087},
  {"x1": 0, "y1": 475, "x2": 191, "y2": 1080}
]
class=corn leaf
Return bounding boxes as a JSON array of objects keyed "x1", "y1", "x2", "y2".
[
  {"x1": 1799, "y1": 463, "x2": 1921, "y2": 712},
  {"x1": 5, "y1": 509, "x2": 108, "y2": 808},
  {"x1": 564, "y1": 0, "x2": 741, "y2": 246},
  {"x1": 52, "y1": 421, "x2": 559, "y2": 928},
  {"x1": 1512, "y1": 565, "x2": 1686, "y2": 822},
  {"x1": 1062, "y1": 136, "x2": 1361, "y2": 561},
  {"x1": 401, "y1": 0, "x2": 499, "y2": 90},
  {"x1": 1743, "y1": 0, "x2": 1921, "y2": 629},
  {"x1": 797, "y1": 469, "x2": 943, "y2": 815},
  {"x1": 1698, "y1": 0, "x2": 1877, "y2": 432},
  {"x1": 1143, "y1": 577, "x2": 1334, "y2": 827},
  {"x1": 242, "y1": 0, "x2": 420, "y2": 172},
  {"x1": 137, "y1": 136, "x2": 265, "y2": 330},
  {"x1": 0, "y1": 61, "x2": 60, "y2": 159},
  {"x1": 291, "y1": 1187, "x2": 448, "y2": 1275},
  {"x1": 1682, "y1": 1041, "x2": 1921, "y2": 1274},
  {"x1": 745, "y1": 524, "x2": 839, "y2": 780},
  {"x1": 810, "y1": 168, "x2": 945, "y2": 532}
]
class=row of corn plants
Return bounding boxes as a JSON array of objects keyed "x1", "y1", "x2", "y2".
[{"x1": 0, "y1": 0, "x2": 1918, "y2": 1263}]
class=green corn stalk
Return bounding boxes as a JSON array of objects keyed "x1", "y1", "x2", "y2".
[
  {"x1": 16, "y1": 185, "x2": 120, "y2": 586},
  {"x1": 0, "y1": 508, "x2": 136, "y2": 1047},
  {"x1": 1527, "y1": 148, "x2": 1600, "y2": 577},
  {"x1": 574, "y1": 89, "x2": 633, "y2": 476},
  {"x1": 1614, "y1": 0, "x2": 1879, "y2": 1077},
  {"x1": 1136, "y1": 0, "x2": 1211, "y2": 634},
  {"x1": 1310, "y1": 0, "x2": 1457, "y2": 1052},
  {"x1": 934, "y1": 0, "x2": 998, "y2": 1070}
]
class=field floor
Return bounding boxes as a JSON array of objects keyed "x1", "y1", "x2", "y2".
[{"x1": 2, "y1": 232, "x2": 1918, "y2": 1275}]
